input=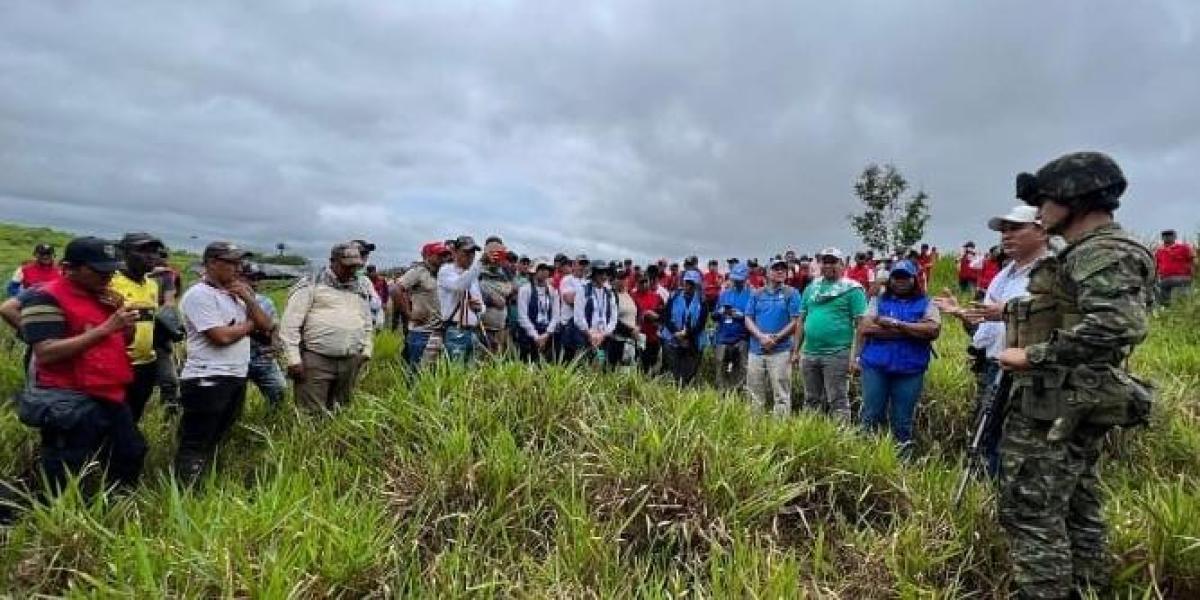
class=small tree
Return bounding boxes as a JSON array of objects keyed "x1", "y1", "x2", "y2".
[
  {"x1": 276, "y1": 242, "x2": 287, "y2": 257},
  {"x1": 848, "y1": 163, "x2": 931, "y2": 256}
]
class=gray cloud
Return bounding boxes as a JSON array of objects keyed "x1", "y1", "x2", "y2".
[{"x1": 1, "y1": 1, "x2": 1197, "y2": 265}]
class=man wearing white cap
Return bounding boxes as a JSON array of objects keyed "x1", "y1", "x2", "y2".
[
  {"x1": 935, "y1": 204, "x2": 1049, "y2": 476},
  {"x1": 795, "y1": 247, "x2": 867, "y2": 421}
]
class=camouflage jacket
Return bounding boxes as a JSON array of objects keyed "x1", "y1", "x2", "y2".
[{"x1": 1024, "y1": 223, "x2": 1156, "y2": 369}]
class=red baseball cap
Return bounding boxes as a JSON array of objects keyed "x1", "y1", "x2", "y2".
[{"x1": 421, "y1": 241, "x2": 451, "y2": 257}]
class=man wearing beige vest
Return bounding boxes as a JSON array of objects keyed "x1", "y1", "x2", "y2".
[{"x1": 280, "y1": 242, "x2": 374, "y2": 414}]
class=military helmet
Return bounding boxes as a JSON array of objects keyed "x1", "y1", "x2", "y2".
[{"x1": 1015, "y1": 151, "x2": 1126, "y2": 210}]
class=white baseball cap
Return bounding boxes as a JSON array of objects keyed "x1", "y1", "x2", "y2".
[
  {"x1": 818, "y1": 247, "x2": 844, "y2": 262},
  {"x1": 988, "y1": 205, "x2": 1041, "y2": 231}
]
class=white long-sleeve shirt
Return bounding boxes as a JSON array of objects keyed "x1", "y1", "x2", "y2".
[
  {"x1": 558, "y1": 274, "x2": 582, "y2": 326},
  {"x1": 573, "y1": 281, "x2": 618, "y2": 336},
  {"x1": 437, "y1": 261, "x2": 484, "y2": 327},
  {"x1": 516, "y1": 282, "x2": 560, "y2": 339},
  {"x1": 972, "y1": 254, "x2": 1046, "y2": 359}
]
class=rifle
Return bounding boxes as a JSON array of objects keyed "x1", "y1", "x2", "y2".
[{"x1": 953, "y1": 369, "x2": 1010, "y2": 504}]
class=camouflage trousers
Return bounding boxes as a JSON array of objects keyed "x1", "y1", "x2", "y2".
[{"x1": 999, "y1": 412, "x2": 1110, "y2": 599}]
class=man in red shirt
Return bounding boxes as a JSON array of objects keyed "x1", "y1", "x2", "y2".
[
  {"x1": 630, "y1": 274, "x2": 665, "y2": 374},
  {"x1": 746, "y1": 260, "x2": 766, "y2": 289},
  {"x1": 701, "y1": 259, "x2": 723, "y2": 311},
  {"x1": 975, "y1": 245, "x2": 1004, "y2": 301},
  {"x1": 957, "y1": 242, "x2": 979, "y2": 293},
  {"x1": 917, "y1": 244, "x2": 935, "y2": 279},
  {"x1": 787, "y1": 257, "x2": 811, "y2": 294},
  {"x1": 1156, "y1": 229, "x2": 1195, "y2": 306},
  {"x1": 16, "y1": 237, "x2": 144, "y2": 496},
  {"x1": 551, "y1": 254, "x2": 569, "y2": 290},
  {"x1": 660, "y1": 263, "x2": 680, "y2": 291},
  {"x1": 8, "y1": 244, "x2": 62, "y2": 297},
  {"x1": 845, "y1": 252, "x2": 873, "y2": 290},
  {"x1": 366, "y1": 265, "x2": 389, "y2": 304}
]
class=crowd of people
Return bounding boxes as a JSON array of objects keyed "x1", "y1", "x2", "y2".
[
  {"x1": 0, "y1": 150, "x2": 1195, "y2": 598},
  {"x1": 1, "y1": 229, "x2": 955, "y2": 495}
]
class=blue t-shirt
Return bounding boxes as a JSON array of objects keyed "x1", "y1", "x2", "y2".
[
  {"x1": 713, "y1": 285, "x2": 753, "y2": 344},
  {"x1": 745, "y1": 285, "x2": 803, "y2": 355}
]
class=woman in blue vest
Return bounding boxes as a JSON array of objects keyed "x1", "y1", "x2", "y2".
[
  {"x1": 852, "y1": 260, "x2": 941, "y2": 455},
  {"x1": 662, "y1": 270, "x2": 709, "y2": 385}
]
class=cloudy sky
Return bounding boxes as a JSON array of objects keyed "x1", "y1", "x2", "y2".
[{"x1": 1, "y1": 1, "x2": 1197, "y2": 265}]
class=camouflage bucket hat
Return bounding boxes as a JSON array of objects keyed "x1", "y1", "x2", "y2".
[{"x1": 1016, "y1": 151, "x2": 1126, "y2": 208}]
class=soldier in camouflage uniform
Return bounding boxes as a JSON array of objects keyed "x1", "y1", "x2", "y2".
[{"x1": 996, "y1": 151, "x2": 1156, "y2": 599}]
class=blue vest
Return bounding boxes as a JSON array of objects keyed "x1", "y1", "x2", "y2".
[
  {"x1": 526, "y1": 283, "x2": 552, "y2": 335},
  {"x1": 582, "y1": 283, "x2": 611, "y2": 327},
  {"x1": 661, "y1": 291, "x2": 705, "y2": 349},
  {"x1": 859, "y1": 294, "x2": 933, "y2": 375}
]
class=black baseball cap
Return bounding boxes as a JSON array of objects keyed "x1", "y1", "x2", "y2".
[
  {"x1": 63, "y1": 237, "x2": 120, "y2": 274},
  {"x1": 33, "y1": 243, "x2": 54, "y2": 256},
  {"x1": 203, "y1": 241, "x2": 252, "y2": 262},
  {"x1": 351, "y1": 239, "x2": 377, "y2": 253},
  {"x1": 451, "y1": 236, "x2": 480, "y2": 251},
  {"x1": 553, "y1": 253, "x2": 569, "y2": 264},
  {"x1": 118, "y1": 232, "x2": 165, "y2": 250}
]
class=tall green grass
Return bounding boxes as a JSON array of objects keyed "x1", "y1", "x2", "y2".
[{"x1": 1, "y1": 223, "x2": 1198, "y2": 597}]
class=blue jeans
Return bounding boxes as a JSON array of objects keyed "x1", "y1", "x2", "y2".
[
  {"x1": 443, "y1": 325, "x2": 477, "y2": 364},
  {"x1": 404, "y1": 330, "x2": 431, "y2": 371},
  {"x1": 248, "y1": 354, "x2": 287, "y2": 407},
  {"x1": 860, "y1": 366, "x2": 926, "y2": 445}
]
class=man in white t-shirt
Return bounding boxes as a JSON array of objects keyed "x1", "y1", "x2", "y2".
[{"x1": 174, "y1": 241, "x2": 272, "y2": 485}]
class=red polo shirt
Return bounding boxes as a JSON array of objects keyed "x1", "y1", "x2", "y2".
[
  {"x1": 845, "y1": 264, "x2": 872, "y2": 289},
  {"x1": 1156, "y1": 243, "x2": 1195, "y2": 279},
  {"x1": 702, "y1": 270, "x2": 722, "y2": 303},
  {"x1": 977, "y1": 259, "x2": 1002, "y2": 291},
  {"x1": 19, "y1": 261, "x2": 62, "y2": 289},
  {"x1": 631, "y1": 288, "x2": 665, "y2": 342},
  {"x1": 958, "y1": 254, "x2": 978, "y2": 281}
]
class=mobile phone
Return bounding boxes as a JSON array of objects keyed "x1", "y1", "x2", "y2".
[{"x1": 136, "y1": 308, "x2": 155, "y2": 322}]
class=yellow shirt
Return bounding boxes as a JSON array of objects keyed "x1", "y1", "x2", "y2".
[{"x1": 110, "y1": 271, "x2": 159, "y2": 365}]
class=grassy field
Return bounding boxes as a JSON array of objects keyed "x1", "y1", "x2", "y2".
[{"x1": 1, "y1": 222, "x2": 1198, "y2": 597}]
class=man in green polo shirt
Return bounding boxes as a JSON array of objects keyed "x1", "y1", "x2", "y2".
[{"x1": 793, "y1": 247, "x2": 867, "y2": 421}]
